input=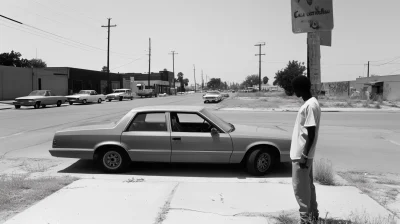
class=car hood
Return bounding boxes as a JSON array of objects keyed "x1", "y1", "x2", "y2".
[
  {"x1": 15, "y1": 96, "x2": 44, "y2": 100},
  {"x1": 204, "y1": 94, "x2": 220, "y2": 97},
  {"x1": 107, "y1": 93, "x2": 123, "y2": 96},
  {"x1": 229, "y1": 124, "x2": 290, "y2": 139},
  {"x1": 66, "y1": 94, "x2": 88, "y2": 98},
  {"x1": 58, "y1": 122, "x2": 117, "y2": 133}
]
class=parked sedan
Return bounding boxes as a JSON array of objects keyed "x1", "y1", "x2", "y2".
[
  {"x1": 13, "y1": 90, "x2": 67, "y2": 109},
  {"x1": 203, "y1": 91, "x2": 222, "y2": 103},
  {"x1": 105, "y1": 89, "x2": 134, "y2": 101},
  {"x1": 66, "y1": 90, "x2": 106, "y2": 105},
  {"x1": 49, "y1": 106, "x2": 291, "y2": 176}
]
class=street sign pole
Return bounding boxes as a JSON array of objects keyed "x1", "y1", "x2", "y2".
[{"x1": 307, "y1": 32, "x2": 321, "y2": 95}]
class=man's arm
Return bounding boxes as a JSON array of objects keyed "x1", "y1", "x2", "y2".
[{"x1": 303, "y1": 126, "x2": 316, "y2": 156}]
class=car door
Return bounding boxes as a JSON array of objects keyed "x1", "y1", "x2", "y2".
[
  {"x1": 169, "y1": 112, "x2": 233, "y2": 163},
  {"x1": 43, "y1": 91, "x2": 54, "y2": 105},
  {"x1": 90, "y1": 91, "x2": 97, "y2": 102},
  {"x1": 120, "y1": 112, "x2": 171, "y2": 162}
]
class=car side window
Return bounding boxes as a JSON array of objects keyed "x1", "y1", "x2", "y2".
[
  {"x1": 92, "y1": 91, "x2": 97, "y2": 95},
  {"x1": 127, "y1": 113, "x2": 167, "y2": 132},
  {"x1": 171, "y1": 113, "x2": 214, "y2": 133},
  {"x1": 45, "y1": 91, "x2": 51, "y2": 96}
]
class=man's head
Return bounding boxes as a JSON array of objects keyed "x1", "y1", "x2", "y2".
[{"x1": 292, "y1": 75, "x2": 311, "y2": 98}]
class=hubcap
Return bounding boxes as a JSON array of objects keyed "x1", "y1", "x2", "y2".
[
  {"x1": 257, "y1": 153, "x2": 271, "y2": 172},
  {"x1": 103, "y1": 151, "x2": 122, "y2": 170}
]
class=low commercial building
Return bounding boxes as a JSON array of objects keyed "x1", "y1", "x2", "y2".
[
  {"x1": 122, "y1": 70, "x2": 175, "y2": 94},
  {"x1": 0, "y1": 65, "x2": 68, "y2": 100}
]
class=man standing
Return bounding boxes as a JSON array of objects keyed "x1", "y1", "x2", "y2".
[{"x1": 290, "y1": 76, "x2": 321, "y2": 224}]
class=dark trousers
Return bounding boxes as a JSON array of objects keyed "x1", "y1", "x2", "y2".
[{"x1": 292, "y1": 159, "x2": 319, "y2": 223}]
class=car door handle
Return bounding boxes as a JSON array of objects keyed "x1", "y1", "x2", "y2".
[{"x1": 172, "y1": 137, "x2": 181, "y2": 141}]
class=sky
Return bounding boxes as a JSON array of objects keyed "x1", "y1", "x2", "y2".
[{"x1": 1, "y1": 0, "x2": 400, "y2": 85}]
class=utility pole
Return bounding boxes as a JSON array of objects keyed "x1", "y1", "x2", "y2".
[
  {"x1": 367, "y1": 61, "x2": 370, "y2": 78},
  {"x1": 201, "y1": 70, "x2": 204, "y2": 91},
  {"x1": 169, "y1": 51, "x2": 178, "y2": 93},
  {"x1": 193, "y1": 64, "x2": 196, "y2": 92},
  {"x1": 148, "y1": 38, "x2": 151, "y2": 87},
  {"x1": 101, "y1": 18, "x2": 117, "y2": 93},
  {"x1": 255, "y1": 42, "x2": 265, "y2": 91}
]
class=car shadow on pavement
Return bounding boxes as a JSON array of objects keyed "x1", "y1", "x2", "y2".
[{"x1": 58, "y1": 160, "x2": 292, "y2": 179}]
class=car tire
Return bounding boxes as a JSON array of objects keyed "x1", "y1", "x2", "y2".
[
  {"x1": 246, "y1": 149, "x2": 275, "y2": 176},
  {"x1": 108, "y1": 99, "x2": 112, "y2": 102},
  {"x1": 69, "y1": 101, "x2": 73, "y2": 105},
  {"x1": 99, "y1": 148, "x2": 130, "y2": 173},
  {"x1": 130, "y1": 97, "x2": 133, "y2": 100},
  {"x1": 34, "y1": 102, "x2": 40, "y2": 109},
  {"x1": 82, "y1": 99, "x2": 87, "y2": 104},
  {"x1": 15, "y1": 105, "x2": 21, "y2": 109},
  {"x1": 56, "y1": 101, "x2": 62, "y2": 107},
  {"x1": 98, "y1": 98, "x2": 102, "y2": 104},
  {"x1": 41, "y1": 104, "x2": 46, "y2": 108},
  {"x1": 119, "y1": 96, "x2": 123, "y2": 101},
  {"x1": 204, "y1": 101, "x2": 207, "y2": 104}
]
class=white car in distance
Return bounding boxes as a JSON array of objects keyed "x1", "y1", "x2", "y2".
[{"x1": 66, "y1": 90, "x2": 106, "y2": 105}]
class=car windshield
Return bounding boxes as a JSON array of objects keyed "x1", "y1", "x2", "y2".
[
  {"x1": 200, "y1": 108, "x2": 232, "y2": 132},
  {"x1": 28, "y1": 90, "x2": 47, "y2": 96},
  {"x1": 78, "y1": 90, "x2": 91, "y2": 94},
  {"x1": 114, "y1": 90, "x2": 126, "y2": 93},
  {"x1": 207, "y1": 91, "x2": 220, "y2": 95}
]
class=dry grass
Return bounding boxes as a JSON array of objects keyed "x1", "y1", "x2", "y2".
[
  {"x1": 313, "y1": 159, "x2": 336, "y2": 186},
  {"x1": 274, "y1": 211, "x2": 397, "y2": 224},
  {"x1": 0, "y1": 174, "x2": 78, "y2": 221}
]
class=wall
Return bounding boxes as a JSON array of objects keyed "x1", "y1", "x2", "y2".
[
  {"x1": 0, "y1": 66, "x2": 33, "y2": 100},
  {"x1": 322, "y1": 81, "x2": 350, "y2": 96},
  {"x1": 34, "y1": 68, "x2": 68, "y2": 96},
  {"x1": 355, "y1": 75, "x2": 400, "y2": 100}
]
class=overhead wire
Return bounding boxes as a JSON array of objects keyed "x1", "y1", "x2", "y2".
[{"x1": 111, "y1": 55, "x2": 147, "y2": 70}]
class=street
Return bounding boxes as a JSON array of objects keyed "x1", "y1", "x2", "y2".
[{"x1": 1, "y1": 93, "x2": 399, "y2": 175}]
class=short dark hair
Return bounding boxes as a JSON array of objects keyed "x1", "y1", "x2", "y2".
[{"x1": 292, "y1": 75, "x2": 311, "y2": 92}]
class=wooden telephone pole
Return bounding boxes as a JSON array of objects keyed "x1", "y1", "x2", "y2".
[{"x1": 101, "y1": 18, "x2": 116, "y2": 93}]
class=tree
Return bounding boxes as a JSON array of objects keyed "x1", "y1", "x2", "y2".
[
  {"x1": 29, "y1": 58, "x2": 47, "y2": 68},
  {"x1": 263, "y1": 76, "x2": 269, "y2": 85},
  {"x1": 101, "y1": 66, "x2": 108, "y2": 72},
  {"x1": 0, "y1": 51, "x2": 47, "y2": 68},
  {"x1": 242, "y1": 74, "x2": 260, "y2": 88},
  {"x1": 183, "y1": 78, "x2": 189, "y2": 86},
  {"x1": 176, "y1": 72, "x2": 186, "y2": 92},
  {"x1": 273, "y1": 60, "x2": 306, "y2": 96},
  {"x1": 207, "y1": 78, "x2": 221, "y2": 90},
  {"x1": 0, "y1": 51, "x2": 30, "y2": 67}
]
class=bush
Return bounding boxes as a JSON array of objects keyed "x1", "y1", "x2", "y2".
[{"x1": 313, "y1": 159, "x2": 335, "y2": 185}]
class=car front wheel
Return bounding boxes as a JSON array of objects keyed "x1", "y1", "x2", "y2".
[
  {"x1": 246, "y1": 149, "x2": 275, "y2": 176},
  {"x1": 34, "y1": 102, "x2": 40, "y2": 109},
  {"x1": 82, "y1": 99, "x2": 87, "y2": 104},
  {"x1": 99, "y1": 148, "x2": 130, "y2": 173},
  {"x1": 15, "y1": 105, "x2": 21, "y2": 109},
  {"x1": 69, "y1": 101, "x2": 73, "y2": 105},
  {"x1": 56, "y1": 101, "x2": 62, "y2": 107},
  {"x1": 98, "y1": 98, "x2": 102, "y2": 104}
]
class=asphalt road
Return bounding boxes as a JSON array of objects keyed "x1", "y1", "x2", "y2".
[{"x1": 0, "y1": 93, "x2": 399, "y2": 175}]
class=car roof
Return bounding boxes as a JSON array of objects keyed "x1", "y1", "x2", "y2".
[
  {"x1": 115, "y1": 89, "x2": 130, "y2": 90},
  {"x1": 132, "y1": 105, "x2": 204, "y2": 113}
]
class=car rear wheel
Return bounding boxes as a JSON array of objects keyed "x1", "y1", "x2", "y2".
[
  {"x1": 15, "y1": 105, "x2": 21, "y2": 109},
  {"x1": 246, "y1": 149, "x2": 275, "y2": 176},
  {"x1": 56, "y1": 101, "x2": 62, "y2": 107},
  {"x1": 34, "y1": 102, "x2": 40, "y2": 109},
  {"x1": 69, "y1": 101, "x2": 73, "y2": 105},
  {"x1": 119, "y1": 96, "x2": 123, "y2": 101},
  {"x1": 108, "y1": 99, "x2": 112, "y2": 102},
  {"x1": 99, "y1": 148, "x2": 130, "y2": 173},
  {"x1": 41, "y1": 104, "x2": 46, "y2": 108},
  {"x1": 98, "y1": 98, "x2": 102, "y2": 104},
  {"x1": 82, "y1": 99, "x2": 87, "y2": 104}
]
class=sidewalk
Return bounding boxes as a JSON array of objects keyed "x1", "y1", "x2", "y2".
[
  {"x1": 4, "y1": 178, "x2": 398, "y2": 224},
  {"x1": 219, "y1": 107, "x2": 400, "y2": 112}
]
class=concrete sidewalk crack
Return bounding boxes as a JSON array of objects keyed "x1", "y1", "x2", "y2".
[
  {"x1": 167, "y1": 208, "x2": 276, "y2": 219},
  {"x1": 154, "y1": 183, "x2": 179, "y2": 224}
]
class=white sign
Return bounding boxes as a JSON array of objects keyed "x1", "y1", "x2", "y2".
[{"x1": 291, "y1": 0, "x2": 334, "y2": 34}]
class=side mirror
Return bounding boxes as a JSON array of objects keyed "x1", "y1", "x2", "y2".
[{"x1": 211, "y1": 128, "x2": 219, "y2": 135}]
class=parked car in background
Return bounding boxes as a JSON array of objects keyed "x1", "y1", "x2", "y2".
[
  {"x1": 49, "y1": 106, "x2": 291, "y2": 175},
  {"x1": 136, "y1": 84, "x2": 156, "y2": 98},
  {"x1": 177, "y1": 92, "x2": 186, "y2": 95},
  {"x1": 203, "y1": 91, "x2": 222, "y2": 103},
  {"x1": 105, "y1": 89, "x2": 134, "y2": 102},
  {"x1": 221, "y1": 92, "x2": 230, "y2": 98},
  {"x1": 13, "y1": 90, "x2": 67, "y2": 109},
  {"x1": 66, "y1": 90, "x2": 106, "y2": 105},
  {"x1": 158, "y1": 93, "x2": 167, "y2": 97}
]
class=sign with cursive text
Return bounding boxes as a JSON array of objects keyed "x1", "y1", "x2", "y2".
[{"x1": 291, "y1": 0, "x2": 334, "y2": 34}]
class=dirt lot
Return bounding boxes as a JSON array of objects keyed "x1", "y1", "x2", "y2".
[{"x1": 219, "y1": 91, "x2": 400, "y2": 110}]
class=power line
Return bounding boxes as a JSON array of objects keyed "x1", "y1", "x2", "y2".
[
  {"x1": 0, "y1": 14, "x2": 138, "y2": 59},
  {"x1": 51, "y1": 0, "x2": 104, "y2": 24},
  {"x1": 111, "y1": 55, "x2": 146, "y2": 70}
]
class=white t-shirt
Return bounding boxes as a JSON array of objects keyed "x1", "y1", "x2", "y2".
[{"x1": 290, "y1": 97, "x2": 321, "y2": 160}]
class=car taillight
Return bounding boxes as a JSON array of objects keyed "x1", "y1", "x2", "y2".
[{"x1": 52, "y1": 138, "x2": 57, "y2": 148}]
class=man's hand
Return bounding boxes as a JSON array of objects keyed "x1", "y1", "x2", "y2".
[{"x1": 299, "y1": 155, "x2": 309, "y2": 169}]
